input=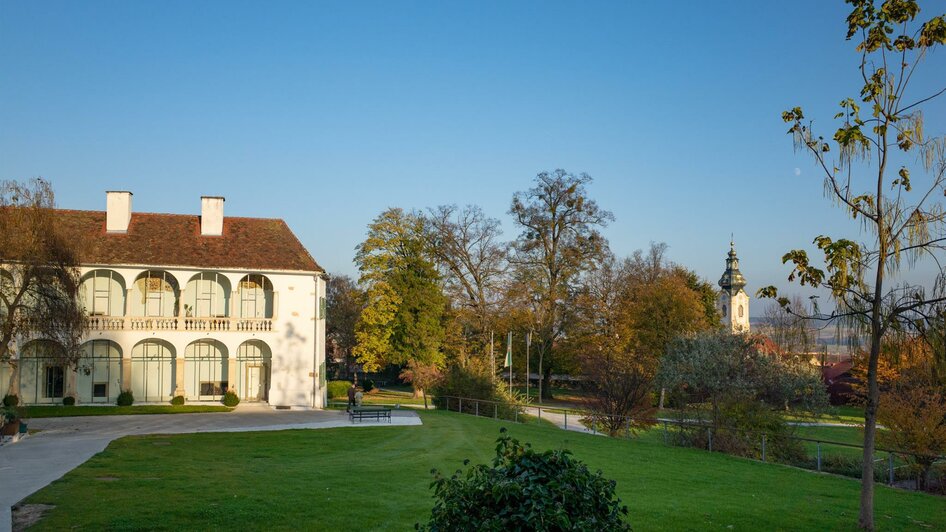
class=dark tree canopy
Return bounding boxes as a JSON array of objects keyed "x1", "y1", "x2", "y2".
[{"x1": 0, "y1": 178, "x2": 88, "y2": 391}]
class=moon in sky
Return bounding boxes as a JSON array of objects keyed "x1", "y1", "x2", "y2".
[{"x1": 794, "y1": 168, "x2": 802, "y2": 176}]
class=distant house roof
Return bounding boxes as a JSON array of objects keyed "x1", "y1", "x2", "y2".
[
  {"x1": 822, "y1": 361, "x2": 854, "y2": 382},
  {"x1": 55, "y1": 209, "x2": 323, "y2": 273}
]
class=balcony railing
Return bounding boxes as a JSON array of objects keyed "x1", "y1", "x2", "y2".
[{"x1": 89, "y1": 316, "x2": 274, "y2": 332}]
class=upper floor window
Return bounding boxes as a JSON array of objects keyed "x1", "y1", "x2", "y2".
[
  {"x1": 133, "y1": 271, "x2": 179, "y2": 317},
  {"x1": 239, "y1": 274, "x2": 274, "y2": 319},
  {"x1": 80, "y1": 270, "x2": 126, "y2": 316},
  {"x1": 185, "y1": 272, "x2": 231, "y2": 318}
]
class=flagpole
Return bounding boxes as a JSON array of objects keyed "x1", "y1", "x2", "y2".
[
  {"x1": 507, "y1": 331, "x2": 513, "y2": 394},
  {"x1": 525, "y1": 331, "x2": 530, "y2": 402}
]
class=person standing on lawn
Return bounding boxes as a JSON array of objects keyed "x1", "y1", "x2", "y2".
[
  {"x1": 347, "y1": 383, "x2": 356, "y2": 411},
  {"x1": 354, "y1": 389, "x2": 364, "y2": 407}
]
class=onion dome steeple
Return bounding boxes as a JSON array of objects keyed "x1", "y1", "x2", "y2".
[{"x1": 718, "y1": 240, "x2": 747, "y2": 295}]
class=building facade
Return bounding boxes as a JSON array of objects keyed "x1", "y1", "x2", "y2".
[
  {"x1": 717, "y1": 241, "x2": 750, "y2": 334},
  {"x1": 1, "y1": 192, "x2": 328, "y2": 408}
]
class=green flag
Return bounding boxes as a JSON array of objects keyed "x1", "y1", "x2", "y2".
[{"x1": 504, "y1": 331, "x2": 512, "y2": 367}]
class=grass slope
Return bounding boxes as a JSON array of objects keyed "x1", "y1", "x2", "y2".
[{"x1": 24, "y1": 410, "x2": 945, "y2": 531}]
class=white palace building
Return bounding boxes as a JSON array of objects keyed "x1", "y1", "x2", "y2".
[{"x1": 0, "y1": 191, "x2": 328, "y2": 408}]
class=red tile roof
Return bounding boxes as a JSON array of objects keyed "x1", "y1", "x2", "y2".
[{"x1": 55, "y1": 209, "x2": 323, "y2": 273}]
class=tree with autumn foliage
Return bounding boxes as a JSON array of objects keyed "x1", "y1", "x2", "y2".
[
  {"x1": 353, "y1": 208, "x2": 447, "y2": 397},
  {"x1": 569, "y1": 245, "x2": 716, "y2": 435},
  {"x1": 877, "y1": 385, "x2": 946, "y2": 491},
  {"x1": 758, "y1": 2, "x2": 946, "y2": 527},
  {"x1": 509, "y1": 170, "x2": 613, "y2": 400}
]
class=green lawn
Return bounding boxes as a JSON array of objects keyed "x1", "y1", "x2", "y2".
[
  {"x1": 22, "y1": 410, "x2": 946, "y2": 531},
  {"x1": 22, "y1": 405, "x2": 233, "y2": 418},
  {"x1": 786, "y1": 405, "x2": 865, "y2": 425},
  {"x1": 513, "y1": 384, "x2": 591, "y2": 408}
]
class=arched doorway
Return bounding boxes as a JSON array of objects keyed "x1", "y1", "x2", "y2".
[
  {"x1": 184, "y1": 339, "x2": 228, "y2": 401},
  {"x1": 236, "y1": 340, "x2": 271, "y2": 402},
  {"x1": 131, "y1": 340, "x2": 175, "y2": 402},
  {"x1": 18, "y1": 339, "x2": 66, "y2": 404},
  {"x1": 77, "y1": 340, "x2": 122, "y2": 403}
]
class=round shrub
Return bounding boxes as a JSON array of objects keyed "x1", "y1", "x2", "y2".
[
  {"x1": 362, "y1": 379, "x2": 375, "y2": 393},
  {"x1": 62, "y1": 396, "x2": 76, "y2": 406},
  {"x1": 418, "y1": 428, "x2": 631, "y2": 530},
  {"x1": 2, "y1": 394, "x2": 19, "y2": 407},
  {"x1": 117, "y1": 391, "x2": 134, "y2": 406},
  {"x1": 170, "y1": 395, "x2": 185, "y2": 406},
  {"x1": 222, "y1": 390, "x2": 240, "y2": 407},
  {"x1": 327, "y1": 380, "x2": 351, "y2": 399}
]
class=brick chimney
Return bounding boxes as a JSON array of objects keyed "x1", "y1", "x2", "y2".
[
  {"x1": 200, "y1": 196, "x2": 225, "y2": 236},
  {"x1": 105, "y1": 191, "x2": 133, "y2": 233}
]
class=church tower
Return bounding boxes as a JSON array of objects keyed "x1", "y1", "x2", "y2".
[{"x1": 718, "y1": 240, "x2": 750, "y2": 333}]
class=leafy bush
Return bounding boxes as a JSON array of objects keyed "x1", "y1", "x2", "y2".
[
  {"x1": 327, "y1": 380, "x2": 351, "y2": 399},
  {"x1": 117, "y1": 391, "x2": 134, "y2": 406},
  {"x1": 1, "y1": 405, "x2": 19, "y2": 423},
  {"x1": 432, "y1": 357, "x2": 521, "y2": 419},
  {"x1": 417, "y1": 428, "x2": 630, "y2": 531},
  {"x1": 362, "y1": 379, "x2": 375, "y2": 393},
  {"x1": 223, "y1": 390, "x2": 240, "y2": 407},
  {"x1": 666, "y1": 400, "x2": 806, "y2": 463},
  {"x1": 170, "y1": 395, "x2": 185, "y2": 406},
  {"x1": 2, "y1": 394, "x2": 19, "y2": 407},
  {"x1": 62, "y1": 396, "x2": 76, "y2": 406}
]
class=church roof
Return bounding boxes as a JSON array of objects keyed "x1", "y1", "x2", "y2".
[
  {"x1": 53, "y1": 209, "x2": 323, "y2": 273},
  {"x1": 718, "y1": 241, "x2": 747, "y2": 295}
]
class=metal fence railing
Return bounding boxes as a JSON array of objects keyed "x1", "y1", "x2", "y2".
[{"x1": 433, "y1": 395, "x2": 946, "y2": 491}]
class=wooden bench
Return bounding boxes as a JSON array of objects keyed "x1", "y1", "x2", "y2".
[{"x1": 349, "y1": 407, "x2": 392, "y2": 423}]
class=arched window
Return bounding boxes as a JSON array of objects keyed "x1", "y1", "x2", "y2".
[
  {"x1": 721, "y1": 304, "x2": 727, "y2": 317},
  {"x1": 236, "y1": 340, "x2": 272, "y2": 402},
  {"x1": 132, "y1": 271, "x2": 179, "y2": 317},
  {"x1": 184, "y1": 272, "x2": 231, "y2": 317},
  {"x1": 184, "y1": 340, "x2": 227, "y2": 400},
  {"x1": 131, "y1": 340, "x2": 175, "y2": 402},
  {"x1": 80, "y1": 270, "x2": 126, "y2": 316},
  {"x1": 238, "y1": 274, "x2": 274, "y2": 319},
  {"x1": 738, "y1": 305, "x2": 744, "y2": 318},
  {"x1": 77, "y1": 340, "x2": 121, "y2": 403},
  {"x1": 18, "y1": 340, "x2": 66, "y2": 404}
]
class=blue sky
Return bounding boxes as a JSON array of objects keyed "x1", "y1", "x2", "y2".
[{"x1": 2, "y1": 1, "x2": 944, "y2": 316}]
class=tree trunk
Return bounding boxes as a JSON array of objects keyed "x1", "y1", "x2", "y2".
[
  {"x1": 860, "y1": 186, "x2": 887, "y2": 531},
  {"x1": 541, "y1": 365, "x2": 553, "y2": 400},
  {"x1": 6, "y1": 363, "x2": 17, "y2": 399},
  {"x1": 413, "y1": 387, "x2": 423, "y2": 399},
  {"x1": 859, "y1": 350, "x2": 879, "y2": 530}
]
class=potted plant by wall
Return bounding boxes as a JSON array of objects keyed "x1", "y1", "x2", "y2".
[{"x1": 1, "y1": 404, "x2": 21, "y2": 437}]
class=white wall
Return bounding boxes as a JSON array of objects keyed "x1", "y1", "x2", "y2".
[
  {"x1": 717, "y1": 289, "x2": 750, "y2": 333},
  {"x1": 15, "y1": 264, "x2": 326, "y2": 408}
]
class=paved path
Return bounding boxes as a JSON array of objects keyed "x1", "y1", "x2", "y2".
[
  {"x1": 0, "y1": 405, "x2": 420, "y2": 532},
  {"x1": 523, "y1": 406, "x2": 602, "y2": 435}
]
